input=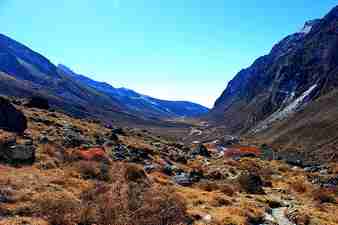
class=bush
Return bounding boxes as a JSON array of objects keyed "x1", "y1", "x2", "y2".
[
  {"x1": 125, "y1": 163, "x2": 148, "y2": 183},
  {"x1": 80, "y1": 163, "x2": 188, "y2": 225},
  {"x1": 34, "y1": 191, "x2": 81, "y2": 225},
  {"x1": 198, "y1": 181, "x2": 220, "y2": 192},
  {"x1": 290, "y1": 178, "x2": 308, "y2": 193},
  {"x1": 219, "y1": 184, "x2": 235, "y2": 196},
  {"x1": 238, "y1": 173, "x2": 264, "y2": 194},
  {"x1": 76, "y1": 161, "x2": 112, "y2": 182},
  {"x1": 312, "y1": 188, "x2": 336, "y2": 204}
]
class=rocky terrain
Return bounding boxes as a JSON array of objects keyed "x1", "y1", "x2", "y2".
[
  {"x1": 208, "y1": 5, "x2": 338, "y2": 164},
  {"x1": 0, "y1": 96, "x2": 336, "y2": 225},
  {"x1": 0, "y1": 4, "x2": 337, "y2": 225}
]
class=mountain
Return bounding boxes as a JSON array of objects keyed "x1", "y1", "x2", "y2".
[
  {"x1": 58, "y1": 64, "x2": 209, "y2": 118},
  {"x1": 210, "y1": 5, "x2": 338, "y2": 163},
  {"x1": 0, "y1": 33, "x2": 208, "y2": 125}
]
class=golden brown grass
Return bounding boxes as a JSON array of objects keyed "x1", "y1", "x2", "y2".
[{"x1": 289, "y1": 177, "x2": 308, "y2": 193}]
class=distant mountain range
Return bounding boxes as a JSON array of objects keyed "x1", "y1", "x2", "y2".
[
  {"x1": 57, "y1": 64, "x2": 209, "y2": 119},
  {"x1": 209, "y1": 5, "x2": 338, "y2": 163},
  {"x1": 0, "y1": 34, "x2": 208, "y2": 125}
]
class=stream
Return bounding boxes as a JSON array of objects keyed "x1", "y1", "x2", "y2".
[{"x1": 263, "y1": 207, "x2": 295, "y2": 225}]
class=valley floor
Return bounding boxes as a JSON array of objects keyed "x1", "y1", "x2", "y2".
[{"x1": 0, "y1": 101, "x2": 337, "y2": 225}]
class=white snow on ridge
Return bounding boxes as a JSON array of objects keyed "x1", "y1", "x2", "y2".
[
  {"x1": 300, "y1": 24, "x2": 313, "y2": 34},
  {"x1": 299, "y1": 19, "x2": 321, "y2": 34},
  {"x1": 252, "y1": 84, "x2": 318, "y2": 133}
]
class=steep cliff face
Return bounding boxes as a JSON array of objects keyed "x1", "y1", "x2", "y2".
[{"x1": 211, "y1": 6, "x2": 338, "y2": 136}]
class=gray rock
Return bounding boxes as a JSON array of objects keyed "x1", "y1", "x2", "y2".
[
  {"x1": 0, "y1": 97, "x2": 27, "y2": 133},
  {"x1": 191, "y1": 144, "x2": 211, "y2": 158},
  {"x1": 0, "y1": 139, "x2": 35, "y2": 165},
  {"x1": 144, "y1": 164, "x2": 156, "y2": 173},
  {"x1": 174, "y1": 173, "x2": 193, "y2": 186},
  {"x1": 62, "y1": 125, "x2": 90, "y2": 148}
]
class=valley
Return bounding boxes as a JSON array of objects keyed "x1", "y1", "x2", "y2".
[{"x1": 0, "y1": 3, "x2": 338, "y2": 225}]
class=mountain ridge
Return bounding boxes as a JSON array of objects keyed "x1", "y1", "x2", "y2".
[
  {"x1": 0, "y1": 33, "x2": 208, "y2": 125},
  {"x1": 209, "y1": 5, "x2": 338, "y2": 163},
  {"x1": 57, "y1": 64, "x2": 209, "y2": 118}
]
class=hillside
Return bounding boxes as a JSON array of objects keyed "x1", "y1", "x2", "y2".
[
  {"x1": 209, "y1": 5, "x2": 338, "y2": 163},
  {"x1": 0, "y1": 34, "x2": 208, "y2": 125},
  {"x1": 58, "y1": 64, "x2": 209, "y2": 119}
]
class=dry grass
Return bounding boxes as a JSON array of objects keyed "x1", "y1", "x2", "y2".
[
  {"x1": 289, "y1": 177, "x2": 308, "y2": 193},
  {"x1": 79, "y1": 163, "x2": 188, "y2": 225},
  {"x1": 75, "y1": 160, "x2": 112, "y2": 182},
  {"x1": 312, "y1": 188, "x2": 337, "y2": 204},
  {"x1": 218, "y1": 183, "x2": 236, "y2": 196},
  {"x1": 33, "y1": 191, "x2": 81, "y2": 225},
  {"x1": 0, "y1": 217, "x2": 49, "y2": 225}
]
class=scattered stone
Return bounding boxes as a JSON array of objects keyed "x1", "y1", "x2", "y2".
[
  {"x1": 25, "y1": 96, "x2": 49, "y2": 110},
  {"x1": 111, "y1": 127, "x2": 125, "y2": 136},
  {"x1": 0, "y1": 97, "x2": 27, "y2": 133},
  {"x1": 202, "y1": 214, "x2": 211, "y2": 223},
  {"x1": 0, "y1": 187, "x2": 16, "y2": 203},
  {"x1": 206, "y1": 169, "x2": 224, "y2": 180},
  {"x1": 223, "y1": 135, "x2": 239, "y2": 146},
  {"x1": 144, "y1": 164, "x2": 156, "y2": 173},
  {"x1": 163, "y1": 164, "x2": 175, "y2": 176},
  {"x1": 189, "y1": 169, "x2": 204, "y2": 182},
  {"x1": 94, "y1": 134, "x2": 106, "y2": 145},
  {"x1": 111, "y1": 144, "x2": 129, "y2": 161},
  {"x1": 129, "y1": 147, "x2": 150, "y2": 163},
  {"x1": 169, "y1": 151, "x2": 188, "y2": 164},
  {"x1": 38, "y1": 135, "x2": 50, "y2": 144},
  {"x1": 62, "y1": 124, "x2": 90, "y2": 148}
]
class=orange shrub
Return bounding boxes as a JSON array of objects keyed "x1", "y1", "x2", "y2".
[
  {"x1": 77, "y1": 147, "x2": 107, "y2": 161},
  {"x1": 290, "y1": 178, "x2": 308, "y2": 193}
]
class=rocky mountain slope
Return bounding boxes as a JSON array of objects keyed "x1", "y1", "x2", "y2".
[
  {"x1": 0, "y1": 34, "x2": 208, "y2": 125},
  {"x1": 209, "y1": 5, "x2": 338, "y2": 163},
  {"x1": 58, "y1": 64, "x2": 209, "y2": 118}
]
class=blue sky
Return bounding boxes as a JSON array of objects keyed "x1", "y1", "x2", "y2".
[{"x1": 0, "y1": 1, "x2": 336, "y2": 107}]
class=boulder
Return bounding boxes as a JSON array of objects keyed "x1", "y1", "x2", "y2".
[
  {"x1": 0, "y1": 138, "x2": 35, "y2": 165},
  {"x1": 238, "y1": 172, "x2": 264, "y2": 194},
  {"x1": 162, "y1": 164, "x2": 175, "y2": 176},
  {"x1": 192, "y1": 144, "x2": 211, "y2": 158},
  {"x1": 26, "y1": 96, "x2": 49, "y2": 110},
  {"x1": 62, "y1": 125, "x2": 91, "y2": 148},
  {"x1": 6, "y1": 144, "x2": 35, "y2": 165},
  {"x1": 0, "y1": 97, "x2": 27, "y2": 133},
  {"x1": 174, "y1": 173, "x2": 193, "y2": 186}
]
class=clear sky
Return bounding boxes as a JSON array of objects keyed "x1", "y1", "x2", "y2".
[{"x1": 0, "y1": 1, "x2": 336, "y2": 107}]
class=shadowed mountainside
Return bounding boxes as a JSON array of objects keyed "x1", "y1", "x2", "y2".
[{"x1": 209, "y1": 5, "x2": 338, "y2": 163}]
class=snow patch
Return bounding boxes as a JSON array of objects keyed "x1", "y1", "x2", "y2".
[{"x1": 252, "y1": 84, "x2": 318, "y2": 133}]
